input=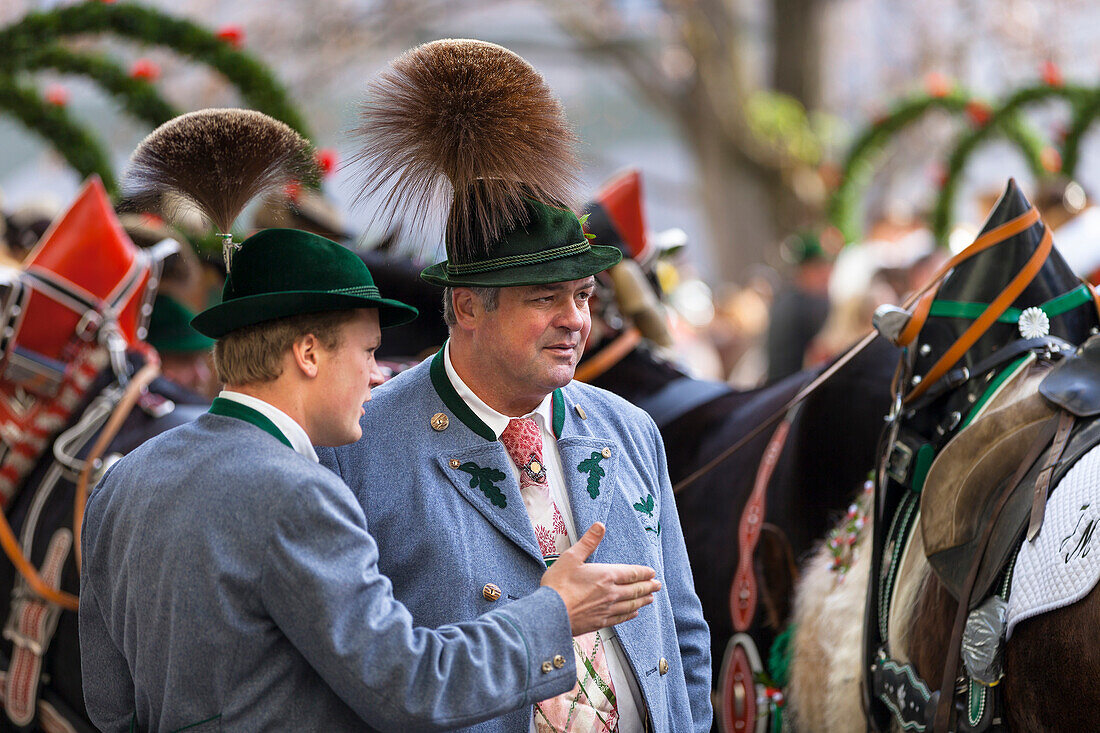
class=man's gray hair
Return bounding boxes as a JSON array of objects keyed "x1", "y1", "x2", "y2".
[{"x1": 442, "y1": 286, "x2": 500, "y2": 327}]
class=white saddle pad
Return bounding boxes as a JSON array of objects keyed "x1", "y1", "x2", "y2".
[{"x1": 1006, "y1": 442, "x2": 1100, "y2": 638}]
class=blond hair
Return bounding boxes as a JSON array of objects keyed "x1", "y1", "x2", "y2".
[{"x1": 213, "y1": 310, "x2": 357, "y2": 386}]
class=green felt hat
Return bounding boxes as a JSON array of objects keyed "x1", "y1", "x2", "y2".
[
  {"x1": 147, "y1": 294, "x2": 214, "y2": 353},
  {"x1": 191, "y1": 228, "x2": 418, "y2": 338},
  {"x1": 420, "y1": 198, "x2": 623, "y2": 288}
]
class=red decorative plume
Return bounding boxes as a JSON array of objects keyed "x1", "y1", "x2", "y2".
[
  {"x1": 45, "y1": 84, "x2": 69, "y2": 107},
  {"x1": 130, "y1": 59, "x2": 161, "y2": 81},
  {"x1": 216, "y1": 25, "x2": 245, "y2": 48}
]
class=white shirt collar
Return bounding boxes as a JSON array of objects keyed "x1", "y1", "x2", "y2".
[
  {"x1": 443, "y1": 341, "x2": 554, "y2": 439},
  {"x1": 217, "y1": 390, "x2": 319, "y2": 463}
]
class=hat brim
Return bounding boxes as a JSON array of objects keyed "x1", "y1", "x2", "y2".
[
  {"x1": 420, "y1": 245, "x2": 623, "y2": 287},
  {"x1": 191, "y1": 291, "x2": 419, "y2": 339}
]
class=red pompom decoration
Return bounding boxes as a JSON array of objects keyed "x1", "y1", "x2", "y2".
[
  {"x1": 1041, "y1": 60, "x2": 1064, "y2": 87},
  {"x1": 283, "y1": 181, "x2": 302, "y2": 202},
  {"x1": 924, "y1": 72, "x2": 953, "y2": 98},
  {"x1": 965, "y1": 100, "x2": 992, "y2": 127},
  {"x1": 129, "y1": 59, "x2": 161, "y2": 82},
  {"x1": 1041, "y1": 146, "x2": 1063, "y2": 173},
  {"x1": 315, "y1": 148, "x2": 339, "y2": 178},
  {"x1": 216, "y1": 25, "x2": 245, "y2": 48},
  {"x1": 45, "y1": 84, "x2": 69, "y2": 107}
]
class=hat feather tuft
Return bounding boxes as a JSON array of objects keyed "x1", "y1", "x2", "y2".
[
  {"x1": 124, "y1": 109, "x2": 316, "y2": 235},
  {"x1": 351, "y1": 39, "x2": 580, "y2": 258}
]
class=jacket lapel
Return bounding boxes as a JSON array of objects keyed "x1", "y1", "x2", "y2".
[
  {"x1": 435, "y1": 439, "x2": 547, "y2": 567},
  {"x1": 557, "y1": 437, "x2": 618, "y2": 557}
]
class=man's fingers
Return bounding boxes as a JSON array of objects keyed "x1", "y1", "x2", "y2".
[
  {"x1": 599, "y1": 563, "x2": 656, "y2": 584},
  {"x1": 606, "y1": 593, "x2": 655, "y2": 620},
  {"x1": 565, "y1": 522, "x2": 606, "y2": 563}
]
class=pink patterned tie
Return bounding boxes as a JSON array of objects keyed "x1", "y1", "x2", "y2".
[{"x1": 500, "y1": 418, "x2": 619, "y2": 733}]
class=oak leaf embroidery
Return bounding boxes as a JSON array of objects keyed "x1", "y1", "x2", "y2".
[
  {"x1": 457, "y1": 462, "x2": 508, "y2": 508},
  {"x1": 576, "y1": 452, "x2": 606, "y2": 498},
  {"x1": 633, "y1": 494, "x2": 661, "y2": 536}
]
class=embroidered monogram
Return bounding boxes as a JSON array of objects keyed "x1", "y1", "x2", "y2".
[
  {"x1": 633, "y1": 494, "x2": 661, "y2": 536},
  {"x1": 576, "y1": 451, "x2": 606, "y2": 499},
  {"x1": 456, "y1": 462, "x2": 508, "y2": 508},
  {"x1": 1060, "y1": 503, "x2": 1098, "y2": 564}
]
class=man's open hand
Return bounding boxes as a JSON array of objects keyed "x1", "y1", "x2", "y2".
[{"x1": 540, "y1": 522, "x2": 660, "y2": 635}]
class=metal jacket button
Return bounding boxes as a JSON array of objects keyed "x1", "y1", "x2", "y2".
[
  {"x1": 431, "y1": 413, "x2": 449, "y2": 431},
  {"x1": 553, "y1": 654, "x2": 566, "y2": 669},
  {"x1": 542, "y1": 661, "x2": 554, "y2": 674},
  {"x1": 482, "y1": 583, "x2": 502, "y2": 602},
  {"x1": 659, "y1": 657, "x2": 669, "y2": 675}
]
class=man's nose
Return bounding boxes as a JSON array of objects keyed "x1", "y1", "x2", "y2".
[
  {"x1": 557, "y1": 299, "x2": 586, "y2": 331},
  {"x1": 368, "y1": 362, "x2": 387, "y2": 388}
]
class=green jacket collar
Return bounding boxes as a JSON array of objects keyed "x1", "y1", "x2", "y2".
[
  {"x1": 208, "y1": 397, "x2": 294, "y2": 450},
  {"x1": 429, "y1": 344, "x2": 565, "y2": 442}
]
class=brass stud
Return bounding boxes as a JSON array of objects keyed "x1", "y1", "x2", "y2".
[
  {"x1": 659, "y1": 657, "x2": 669, "y2": 675},
  {"x1": 482, "y1": 583, "x2": 502, "y2": 602},
  {"x1": 541, "y1": 661, "x2": 554, "y2": 674},
  {"x1": 553, "y1": 654, "x2": 566, "y2": 669},
  {"x1": 449, "y1": 459, "x2": 461, "y2": 469},
  {"x1": 601, "y1": 447, "x2": 612, "y2": 459},
  {"x1": 575, "y1": 404, "x2": 587, "y2": 420},
  {"x1": 430, "y1": 412, "x2": 449, "y2": 431}
]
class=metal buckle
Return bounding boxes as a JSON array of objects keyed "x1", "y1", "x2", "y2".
[
  {"x1": 74, "y1": 310, "x2": 104, "y2": 342},
  {"x1": 886, "y1": 441, "x2": 915, "y2": 484}
]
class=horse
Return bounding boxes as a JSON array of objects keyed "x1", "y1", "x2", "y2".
[
  {"x1": 787, "y1": 180, "x2": 1100, "y2": 732},
  {"x1": 0, "y1": 178, "x2": 201, "y2": 732}
]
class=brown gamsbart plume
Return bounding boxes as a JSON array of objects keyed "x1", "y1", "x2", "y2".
[
  {"x1": 124, "y1": 109, "x2": 316, "y2": 236},
  {"x1": 351, "y1": 39, "x2": 580, "y2": 260}
]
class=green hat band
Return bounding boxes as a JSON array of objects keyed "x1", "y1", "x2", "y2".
[{"x1": 445, "y1": 239, "x2": 590, "y2": 275}]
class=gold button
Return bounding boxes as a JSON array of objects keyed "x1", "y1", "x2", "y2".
[
  {"x1": 601, "y1": 447, "x2": 612, "y2": 458},
  {"x1": 449, "y1": 459, "x2": 461, "y2": 469},
  {"x1": 482, "y1": 583, "x2": 502, "y2": 602},
  {"x1": 659, "y1": 657, "x2": 669, "y2": 675},
  {"x1": 553, "y1": 654, "x2": 566, "y2": 669},
  {"x1": 541, "y1": 661, "x2": 554, "y2": 674},
  {"x1": 430, "y1": 413, "x2": 449, "y2": 431},
  {"x1": 575, "y1": 404, "x2": 587, "y2": 420}
]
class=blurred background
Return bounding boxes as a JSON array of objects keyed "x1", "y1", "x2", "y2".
[{"x1": 2, "y1": 0, "x2": 1100, "y2": 387}]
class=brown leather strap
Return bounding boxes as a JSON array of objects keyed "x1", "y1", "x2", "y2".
[
  {"x1": 573, "y1": 328, "x2": 641, "y2": 384},
  {"x1": 907, "y1": 225, "x2": 1052, "y2": 405},
  {"x1": 1027, "y1": 410, "x2": 1076, "y2": 541},
  {"x1": 932, "y1": 411, "x2": 1063, "y2": 733},
  {"x1": 73, "y1": 361, "x2": 159, "y2": 572}
]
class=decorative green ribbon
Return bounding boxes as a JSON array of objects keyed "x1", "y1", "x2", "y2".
[{"x1": 928, "y1": 283, "x2": 1092, "y2": 324}]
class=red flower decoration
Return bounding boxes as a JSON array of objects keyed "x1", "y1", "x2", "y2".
[
  {"x1": 1041, "y1": 146, "x2": 1063, "y2": 173},
  {"x1": 45, "y1": 84, "x2": 69, "y2": 107},
  {"x1": 315, "y1": 148, "x2": 339, "y2": 178},
  {"x1": 140, "y1": 213, "x2": 164, "y2": 227},
  {"x1": 965, "y1": 100, "x2": 992, "y2": 127},
  {"x1": 216, "y1": 25, "x2": 245, "y2": 48},
  {"x1": 1041, "y1": 60, "x2": 1064, "y2": 87},
  {"x1": 929, "y1": 163, "x2": 949, "y2": 189},
  {"x1": 129, "y1": 58, "x2": 161, "y2": 81},
  {"x1": 924, "y1": 72, "x2": 953, "y2": 98}
]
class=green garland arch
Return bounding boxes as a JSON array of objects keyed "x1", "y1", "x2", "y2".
[
  {"x1": 829, "y1": 91, "x2": 970, "y2": 243},
  {"x1": 0, "y1": 45, "x2": 180, "y2": 129},
  {"x1": 0, "y1": 2, "x2": 310, "y2": 140},
  {"x1": 930, "y1": 84, "x2": 1094, "y2": 244},
  {"x1": 0, "y1": 76, "x2": 116, "y2": 194},
  {"x1": 1061, "y1": 89, "x2": 1100, "y2": 178}
]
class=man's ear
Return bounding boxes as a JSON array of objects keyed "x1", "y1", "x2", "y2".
[
  {"x1": 290, "y1": 333, "x2": 321, "y2": 379},
  {"x1": 451, "y1": 288, "x2": 481, "y2": 331}
]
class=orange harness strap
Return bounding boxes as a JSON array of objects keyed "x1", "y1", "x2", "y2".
[
  {"x1": 573, "y1": 328, "x2": 642, "y2": 384},
  {"x1": 0, "y1": 360, "x2": 159, "y2": 612},
  {"x1": 906, "y1": 225, "x2": 1052, "y2": 404}
]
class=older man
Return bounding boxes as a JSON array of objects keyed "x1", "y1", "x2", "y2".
[{"x1": 320, "y1": 40, "x2": 711, "y2": 732}]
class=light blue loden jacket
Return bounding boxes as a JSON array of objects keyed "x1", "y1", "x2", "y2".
[
  {"x1": 79, "y1": 413, "x2": 577, "y2": 732},
  {"x1": 319, "y1": 352, "x2": 713, "y2": 732}
]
